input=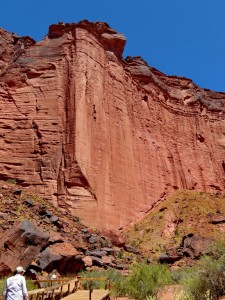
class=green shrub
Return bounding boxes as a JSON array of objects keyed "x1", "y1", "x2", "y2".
[
  {"x1": 6, "y1": 178, "x2": 17, "y2": 184},
  {"x1": 79, "y1": 242, "x2": 225, "y2": 300},
  {"x1": 171, "y1": 267, "x2": 190, "y2": 283},
  {"x1": 111, "y1": 274, "x2": 128, "y2": 297},
  {"x1": 26, "y1": 279, "x2": 39, "y2": 291},
  {"x1": 113, "y1": 263, "x2": 172, "y2": 300},
  {"x1": 79, "y1": 264, "x2": 172, "y2": 299},
  {"x1": 145, "y1": 296, "x2": 157, "y2": 300},
  {"x1": 78, "y1": 269, "x2": 123, "y2": 290},
  {"x1": 0, "y1": 278, "x2": 6, "y2": 294},
  {"x1": 177, "y1": 255, "x2": 225, "y2": 299}
]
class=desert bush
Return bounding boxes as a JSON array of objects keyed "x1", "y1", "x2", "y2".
[
  {"x1": 80, "y1": 263, "x2": 172, "y2": 299},
  {"x1": 111, "y1": 273, "x2": 128, "y2": 297},
  {"x1": 114, "y1": 263, "x2": 172, "y2": 300},
  {"x1": 78, "y1": 268, "x2": 123, "y2": 290},
  {"x1": 0, "y1": 278, "x2": 6, "y2": 294},
  {"x1": 177, "y1": 255, "x2": 225, "y2": 299},
  {"x1": 145, "y1": 296, "x2": 157, "y2": 300},
  {"x1": 79, "y1": 240, "x2": 225, "y2": 300},
  {"x1": 26, "y1": 279, "x2": 39, "y2": 291},
  {"x1": 170, "y1": 240, "x2": 225, "y2": 300}
]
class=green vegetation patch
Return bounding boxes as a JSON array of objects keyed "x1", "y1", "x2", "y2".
[
  {"x1": 79, "y1": 242, "x2": 225, "y2": 299},
  {"x1": 124, "y1": 190, "x2": 225, "y2": 256}
]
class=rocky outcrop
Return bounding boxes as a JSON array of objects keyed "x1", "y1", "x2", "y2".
[
  {"x1": 0, "y1": 20, "x2": 224, "y2": 234},
  {"x1": 159, "y1": 234, "x2": 213, "y2": 263},
  {"x1": 207, "y1": 212, "x2": 225, "y2": 224},
  {"x1": 0, "y1": 182, "x2": 135, "y2": 276},
  {"x1": 0, "y1": 220, "x2": 49, "y2": 274},
  {"x1": 36, "y1": 242, "x2": 84, "y2": 273},
  {"x1": 0, "y1": 216, "x2": 128, "y2": 275}
]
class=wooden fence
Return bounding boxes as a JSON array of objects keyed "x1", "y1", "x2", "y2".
[
  {"x1": 1, "y1": 277, "x2": 110, "y2": 300},
  {"x1": 28, "y1": 278, "x2": 79, "y2": 300},
  {"x1": 77, "y1": 277, "x2": 111, "y2": 290}
]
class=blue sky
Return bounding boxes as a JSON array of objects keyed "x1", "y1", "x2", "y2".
[{"x1": 1, "y1": 0, "x2": 224, "y2": 92}]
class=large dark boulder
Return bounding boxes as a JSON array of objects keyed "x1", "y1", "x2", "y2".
[
  {"x1": 181, "y1": 234, "x2": 213, "y2": 258},
  {"x1": 124, "y1": 245, "x2": 140, "y2": 254},
  {"x1": 36, "y1": 242, "x2": 85, "y2": 274},
  {"x1": 207, "y1": 213, "x2": 225, "y2": 224},
  {"x1": 159, "y1": 234, "x2": 213, "y2": 264},
  {"x1": 159, "y1": 251, "x2": 183, "y2": 264},
  {"x1": 0, "y1": 220, "x2": 50, "y2": 275}
]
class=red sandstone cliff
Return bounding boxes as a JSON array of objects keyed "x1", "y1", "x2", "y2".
[{"x1": 0, "y1": 21, "x2": 224, "y2": 233}]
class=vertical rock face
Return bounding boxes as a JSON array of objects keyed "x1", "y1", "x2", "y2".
[{"x1": 0, "y1": 21, "x2": 224, "y2": 233}]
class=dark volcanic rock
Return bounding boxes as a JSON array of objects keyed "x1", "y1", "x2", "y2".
[
  {"x1": 0, "y1": 220, "x2": 49, "y2": 275},
  {"x1": 23, "y1": 199, "x2": 34, "y2": 207},
  {"x1": 159, "y1": 252, "x2": 183, "y2": 264},
  {"x1": 90, "y1": 256, "x2": 103, "y2": 267},
  {"x1": 159, "y1": 234, "x2": 213, "y2": 263},
  {"x1": 85, "y1": 250, "x2": 107, "y2": 257},
  {"x1": 207, "y1": 212, "x2": 225, "y2": 224},
  {"x1": 181, "y1": 234, "x2": 213, "y2": 259},
  {"x1": 124, "y1": 245, "x2": 140, "y2": 254},
  {"x1": 37, "y1": 242, "x2": 84, "y2": 274},
  {"x1": 89, "y1": 234, "x2": 99, "y2": 244}
]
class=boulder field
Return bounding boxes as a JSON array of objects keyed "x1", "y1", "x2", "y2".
[{"x1": 0, "y1": 182, "x2": 130, "y2": 275}]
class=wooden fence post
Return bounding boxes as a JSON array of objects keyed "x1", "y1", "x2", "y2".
[
  {"x1": 89, "y1": 280, "x2": 94, "y2": 300},
  {"x1": 60, "y1": 285, "x2": 63, "y2": 298},
  {"x1": 89, "y1": 288, "x2": 92, "y2": 300},
  {"x1": 51, "y1": 289, "x2": 55, "y2": 300},
  {"x1": 41, "y1": 291, "x2": 45, "y2": 300},
  {"x1": 68, "y1": 282, "x2": 70, "y2": 294}
]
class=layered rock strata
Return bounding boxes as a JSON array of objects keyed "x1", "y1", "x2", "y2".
[{"x1": 0, "y1": 21, "x2": 224, "y2": 232}]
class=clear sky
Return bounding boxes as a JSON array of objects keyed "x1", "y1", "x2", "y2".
[{"x1": 1, "y1": 0, "x2": 224, "y2": 92}]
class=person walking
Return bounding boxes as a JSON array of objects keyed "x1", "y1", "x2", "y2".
[
  {"x1": 50, "y1": 269, "x2": 57, "y2": 280},
  {"x1": 3, "y1": 266, "x2": 28, "y2": 300}
]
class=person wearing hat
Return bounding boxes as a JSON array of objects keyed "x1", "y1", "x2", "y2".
[{"x1": 3, "y1": 266, "x2": 28, "y2": 300}]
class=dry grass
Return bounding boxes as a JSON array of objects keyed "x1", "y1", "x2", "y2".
[{"x1": 123, "y1": 190, "x2": 225, "y2": 256}]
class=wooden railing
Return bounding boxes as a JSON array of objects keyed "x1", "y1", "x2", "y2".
[
  {"x1": 28, "y1": 278, "x2": 79, "y2": 300},
  {"x1": 77, "y1": 277, "x2": 111, "y2": 290},
  {"x1": 27, "y1": 277, "x2": 111, "y2": 299},
  {"x1": 0, "y1": 277, "x2": 110, "y2": 300}
]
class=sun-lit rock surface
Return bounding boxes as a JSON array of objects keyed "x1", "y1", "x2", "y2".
[{"x1": 0, "y1": 21, "x2": 224, "y2": 233}]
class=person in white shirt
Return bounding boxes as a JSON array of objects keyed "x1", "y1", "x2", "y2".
[
  {"x1": 3, "y1": 266, "x2": 28, "y2": 300},
  {"x1": 50, "y1": 269, "x2": 57, "y2": 280}
]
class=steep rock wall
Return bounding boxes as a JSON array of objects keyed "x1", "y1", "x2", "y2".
[{"x1": 0, "y1": 21, "x2": 224, "y2": 233}]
